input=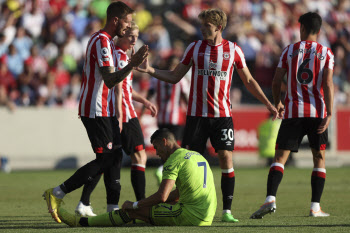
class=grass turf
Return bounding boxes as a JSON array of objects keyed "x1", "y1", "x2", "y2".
[{"x1": 0, "y1": 166, "x2": 349, "y2": 232}]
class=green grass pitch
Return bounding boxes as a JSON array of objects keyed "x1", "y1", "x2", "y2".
[{"x1": 0, "y1": 166, "x2": 349, "y2": 232}]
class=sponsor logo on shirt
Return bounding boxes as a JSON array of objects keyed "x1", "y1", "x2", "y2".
[
  {"x1": 198, "y1": 69, "x2": 227, "y2": 80},
  {"x1": 163, "y1": 165, "x2": 173, "y2": 172}
]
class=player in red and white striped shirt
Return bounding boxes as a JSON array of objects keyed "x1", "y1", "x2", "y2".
[
  {"x1": 43, "y1": 2, "x2": 149, "y2": 223},
  {"x1": 137, "y1": 9, "x2": 278, "y2": 222},
  {"x1": 115, "y1": 22, "x2": 157, "y2": 203},
  {"x1": 250, "y1": 12, "x2": 334, "y2": 219}
]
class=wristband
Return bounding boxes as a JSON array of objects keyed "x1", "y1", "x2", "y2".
[{"x1": 133, "y1": 201, "x2": 139, "y2": 209}]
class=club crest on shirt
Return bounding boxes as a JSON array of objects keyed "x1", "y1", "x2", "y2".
[
  {"x1": 223, "y1": 52, "x2": 230, "y2": 60},
  {"x1": 209, "y1": 60, "x2": 217, "y2": 69},
  {"x1": 107, "y1": 142, "x2": 113, "y2": 150},
  {"x1": 100, "y1": 47, "x2": 110, "y2": 57}
]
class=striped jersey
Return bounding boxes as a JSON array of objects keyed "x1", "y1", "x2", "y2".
[
  {"x1": 150, "y1": 77, "x2": 189, "y2": 125},
  {"x1": 78, "y1": 30, "x2": 116, "y2": 118},
  {"x1": 181, "y1": 39, "x2": 246, "y2": 117},
  {"x1": 115, "y1": 46, "x2": 137, "y2": 123},
  {"x1": 278, "y1": 40, "x2": 334, "y2": 119}
]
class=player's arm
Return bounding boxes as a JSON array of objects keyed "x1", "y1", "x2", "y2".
[
  {"x1": 100, "y1": 45, "x2": 149, "y2": 89},
  {"x1": 114, "y1": 82, "x2": 123, "y2": 132},
  {"x1": 272, "y1": 67, "x2": 287, "y2": 119},
  {"x1": 237, "y1": 66, "x2": 278, "y2": 119},
  {"x1": 317, "y1": 68, "x2": 334, "y2": 134},
  {"x1": 136, "y1": 58, "x2": 191, "y2": 84},
  {"x1": 122, "y1": 179, "x2": 175, "y2": 210},
  {"x1": 132, "y1": 89, "x2": 157, "y2": 117},
  {"x1": 165, "y1": 188, "x2": 180, "y2": 203}
]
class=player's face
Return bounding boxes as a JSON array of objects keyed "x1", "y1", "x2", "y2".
[
  {"x1": 152, "y1": 140, "x2": 168, "y2": 162},
  {"x1": 200, "y1": 20, "x2": 218, "y2": 40},
  {"x1": 120, "y1": 29, "x2": 139, "y2": 50},
  {"x1": 115, "y1": 14, "x2": 133, "y2": 38}
]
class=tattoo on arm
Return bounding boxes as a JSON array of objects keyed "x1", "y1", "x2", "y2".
[{"x1": 100, "y1": 65, "x2": 133, "y2": 89}]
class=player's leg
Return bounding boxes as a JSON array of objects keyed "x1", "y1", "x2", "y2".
[
  {"x1": 308, "y1": 119, "x2": 329, "y2": 217},
  {"x1": 76, "y1": 174, "x2": 101, "y2": 216},
  {"x1": 103, "y1": 148, "x2": 123, "y2": 212},
  {"x1": 122, "y1": 118, "x2": 147, "y2": 201},
  {"x1": 208, "y1": 117, "x2": 237, "y2": 222},
  {"x1": 43, "y1": 153, "x2": 110, "y2": 223},
  {"x1": 130, "y1": 150, "x2": 147, "y2": 200},
  {"x1": 251, "y1": 118, "x2": 302, "y2": 219}
]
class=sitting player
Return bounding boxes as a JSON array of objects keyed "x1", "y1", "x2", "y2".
[{"x1": 58, "y1": 128, "x2": 217, "y2": 226}]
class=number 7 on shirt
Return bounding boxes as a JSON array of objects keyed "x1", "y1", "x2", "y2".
[{"x1": 197, "y1": 162, "x2": 207, "y2": 188}]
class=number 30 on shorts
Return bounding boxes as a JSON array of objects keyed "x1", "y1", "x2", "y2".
[{"x1": 221, "y1": 129, "x2": 234, "y2": 141}]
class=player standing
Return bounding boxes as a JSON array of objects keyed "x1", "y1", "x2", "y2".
[
  {"x1": 250, "y1": 12, "x2": 334, "y2": 219},
  {"x1": 43, "y1": 1, "x2": 149, "y2": 223},
  {"x1": 115, "y1": 22, "x2": 157, "y2": 202},
  {"x1": 75, "y1": 22, "x2": 157, "y2": 216},
  {"x1": 58, "y1": 128, "x2": 217, "y2": 227},
  {"x1": 137, "y1": 8, "x2": 278, "y2": 222}
]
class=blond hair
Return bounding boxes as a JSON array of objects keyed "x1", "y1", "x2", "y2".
[
  {"x1": 129, "y1": 21, "x2": 139, "y2": 31},
  {"x1": 198, "y1": 9, "x2": 227, "y2": 31}
]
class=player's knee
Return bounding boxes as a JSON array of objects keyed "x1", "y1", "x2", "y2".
[{"x1": 131, "y1": 150, "x2": 147, "y2": 165}]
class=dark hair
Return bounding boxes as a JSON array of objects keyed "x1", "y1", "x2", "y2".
[
  {"x1": 150, "y1": 128, "x2": 176, "y2": 144},
  {"x1": 106, "y1": 1, "x2": 134, "y2": 22},
  {"x1": 298, "y1": 12, "x2": 322, "y2": 35}
]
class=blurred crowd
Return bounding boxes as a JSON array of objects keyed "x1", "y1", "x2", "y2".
[{"x1": 0, "y1": 0, "x2": 349, "y2": 112}]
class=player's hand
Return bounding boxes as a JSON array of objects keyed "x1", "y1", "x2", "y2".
[
  {"x1": 135, "y1": 57, "x2": 153, "y2": 74},
  {"x1": 317, "y1": 115, "x2": 331, "y2": 134},
  {"x1": 122, "y1": 200, "x2": 133, "y2": 211},
  {"x1": 129, "y1": 45, "x2": 149, "y2": 68},
  {"x1": 145, "y1": 101, "x2": 158, "y2": 117},
  {"x1": 267, "y1": 104, "x2": 279, "y2": 120},
  {"x1": 276, "y1": 102, "x2": 285, "y2": 119}
]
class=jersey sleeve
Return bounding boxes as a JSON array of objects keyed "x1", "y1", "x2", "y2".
[
  {"x1": 234, "y1": 44, "x2": 247, "y2": 69},
  {"x1": 325, "y1": 48, "x2": 334, "y2": 70},
  {"x1": 277, "y1": 46, "x2": 289, "y2": 69},
  {"x1": 162, "y1": 160, "x2": 180, "y2": 181},
  {"x1": 181, "y1": 42, "x2": 195, "y2": 66},
  {"x1": 96, "y1": 36, "x2": 114, "y2": 67}
]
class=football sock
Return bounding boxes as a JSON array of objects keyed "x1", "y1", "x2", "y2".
[
  {"x1": 80, "y1": 173, "x2": 102, "y2": 206},
  {"x1": 311, "y1": 168, "x2": 326, "y2": 203},
  {"x1": 221, "y1": 168, "x2": 235, "y2": 211},
  {"x1": 107, "y1": 204, "x2": 120, "y2": 212},
  {"x1": 53, "y1": 185, "x2": 65, "y2": 199},
  {"x1": 310, "y1": 202, "x2": 320, "y2": 212},
  {"x1": 267, "y1": 163, "x2": 284, "y2": 197},
  {"x1": 104, "y1": 149, "x2": 123, "y2": 205},
  {"x1": 85, "y1": 210, "x2": 132, "y2": 226},
  {"x1": 131, "y1": 164, "x2": 146, "y2": 201},
  {"x1": 265, "y1": 195, "x2": 276, "y2": 203}
]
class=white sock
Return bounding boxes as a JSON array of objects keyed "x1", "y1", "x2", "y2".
[
  {"x1": 107, "y1": 204, "x2": 119, "y2": 212},
  {"x1": 265, "y1": 195, "x2": 276, "y2": 203},
  {"x1": 222, "y1": 209, "x2": 231, "y2": 214},
  {"x1": 53, "y1": 186, "x2": 65, "y2": 199},
  {"x1": 310, "y1": 202, "x2": 320, "y2": 211}
]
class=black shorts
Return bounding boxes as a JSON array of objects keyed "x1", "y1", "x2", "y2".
[
  {"x1": 81, "y1": 116, "x2": 121, "y2": 154},
  {"x1": 121, "y1": 118, "x2": 145, "y2": 155},
  {"x1": 276, "y1": 118, "x2": 328, "y2": 152},
  {"x1": 158, "y1": 124, "x2": 184, "y2": 141},
  {"x1": 181, "y1": 116, "x2": 234, "y2": 154}
]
